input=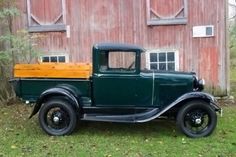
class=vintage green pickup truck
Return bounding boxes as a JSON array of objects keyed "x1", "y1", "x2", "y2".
[{"x1": 11, "y1": 43, "x2": 221, "y2": 137}]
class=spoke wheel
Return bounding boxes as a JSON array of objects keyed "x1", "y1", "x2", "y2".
[
  {"x1": 39, "y1": 98, "x2": 77, "y2": 136},
  {"x1": 177, "y1": 100, "x2": 217, "y2": 138}
]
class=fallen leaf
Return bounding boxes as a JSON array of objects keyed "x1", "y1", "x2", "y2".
[
  {"x1": 11, "y1": 145, "x2": 17, "y2": 149},
  {"x1": 182, "y1": 138, "x2": 187, "y2": 144}
]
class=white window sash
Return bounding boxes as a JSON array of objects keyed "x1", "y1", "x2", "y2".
[{"x1": 146, "y1": 50, "x2": 179, "y2": 71}]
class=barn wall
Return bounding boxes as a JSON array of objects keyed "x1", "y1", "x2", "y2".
[{"x1": 13, "y1": 0, "x2": 228, "y2": 95}]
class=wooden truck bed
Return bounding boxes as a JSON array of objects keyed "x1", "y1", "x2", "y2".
[{"x1": 14, "y1": 63, "x2": 92, "y2": 79}]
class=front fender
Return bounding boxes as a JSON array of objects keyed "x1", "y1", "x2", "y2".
[
  {"x1": 137, "y1": 92, "x2": 221, "y2": 123},
  {"x1": 174, "y1": 92, "x2": 216, "y2": 105},
  {"x1": 174, "y1": 92, "x2": 221, "y2": 111},
  {"x1": 29, "y1": 87, "x2": 80, "y2": 118}
]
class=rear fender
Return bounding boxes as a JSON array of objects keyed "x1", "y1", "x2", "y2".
[{"x1": 29, "y1": 87, "x2": 80, "y2": 118}]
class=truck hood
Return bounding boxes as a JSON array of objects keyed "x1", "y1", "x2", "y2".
[{"x1": 141, "y1": 69, "x2": 195, "y2": 76}]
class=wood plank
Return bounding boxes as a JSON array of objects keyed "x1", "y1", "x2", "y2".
[
  {"x1": 14, "y1": 63, "x2": 92, "y2": 79},
  {"x1": 28, "y1": 25, "x2": 66, "y2": 32},
  {"x1": 14, "y1": 70, "x2": 91, "y2": 79},
  {"x1": 26, "y1": 0, "x2": 31, "y2": 26},
  {"x1": 147, "y1": 18, "x2": 187, "y2": 26},
  {"x1": 14, "y1": 63, "x2": 92, "y2": 70}
]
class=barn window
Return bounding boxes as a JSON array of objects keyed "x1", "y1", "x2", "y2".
[
  {"x1": 41, "y1": 54, "x2": 68, "y2": 63},
  {"x1": 146, "y1": 0, "x2": 187, "y2": 25},
  {"x1": 27, "y1": 0, "x2": 66, "y2": 32},
  {"x1": 146, "y1": 50, "x2": 179, "y2": 71}
]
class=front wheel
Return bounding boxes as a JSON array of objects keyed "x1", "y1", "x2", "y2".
[
  {"x1": 39, "y1": 98, "x2": 77, "y2": 136},
  {"x1": 176, "y1": 100, "x2": 217, "y2": 138}
]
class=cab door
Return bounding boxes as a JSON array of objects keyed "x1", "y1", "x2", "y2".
[
  {"x1": 93, "y1": 74, "x2": 138, "y2": 106},
  {"x1": 92, "y1": 51, "x2": 153, "y2": 107}
]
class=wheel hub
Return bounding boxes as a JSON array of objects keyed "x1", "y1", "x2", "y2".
[
  {"x1": 51, "y1": 111, "x2": 63, "y2": 125},
  {"x1": 53, "y1": 116, "x2": 60, "y2": 124},
  {"x1": 195, "y1": 118, "x2": 202, "y2": 124}
]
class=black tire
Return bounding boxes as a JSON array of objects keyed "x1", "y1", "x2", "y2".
[
  {"x1": 39, "y1": 98, "x2": 77, "y2": 136},
  {"x1": 176, "y1": 100, "x2": 217, "y2": 138}
]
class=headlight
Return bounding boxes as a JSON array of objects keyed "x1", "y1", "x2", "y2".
[
  {"x1": 198, "y1": 79, "x2": 205, "y2": 91},
  {"x1": 193, "y1": 76, "x2": 205, "y2": 91},
  {"x1": 193, "y1": 75, "x2": 198, "y2": 89}
]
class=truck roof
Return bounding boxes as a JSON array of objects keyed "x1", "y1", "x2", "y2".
[{"x1": 93, "y1": 42, "x2": 145, "y2": 52}]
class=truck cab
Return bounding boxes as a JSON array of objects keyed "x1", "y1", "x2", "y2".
[
  {"x1": 12, "y1": 43, "x2": 221, "y2": 137},
  {"x1": 92, "y1": 43, "x2": 153, "y2": 107}
]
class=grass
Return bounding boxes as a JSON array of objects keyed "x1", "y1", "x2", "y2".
[
  {"x1": 230, "y1": 56, "x2": 236, "y2": 98},
  {"x1": 0, "y1": 103, "x2": 236, "y2": 157}
]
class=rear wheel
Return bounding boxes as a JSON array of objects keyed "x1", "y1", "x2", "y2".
[
  {"x1": 176, "y1": 100, "x2": 217, "y2": 138},
  {"x1": 39, "y1": 98, "x2": 77, "y2": 136}
]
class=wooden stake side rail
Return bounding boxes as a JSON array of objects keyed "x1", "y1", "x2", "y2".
[{"x1": 14, "y1": 63, "x2": 92, "y2": 79}]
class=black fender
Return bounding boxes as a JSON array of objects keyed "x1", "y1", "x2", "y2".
[
  {"x1": 29, "y1": 86, "x2": 80, "y2": 118},
  {"x1": 137, "y1": 92, "x2": 221, "y2": 123}
]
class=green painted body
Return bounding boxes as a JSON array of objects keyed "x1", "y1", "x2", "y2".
[
  {"x1": 13, "y1": 79, "x2": 91, "y2": 103},
  {"x1": 12, "y1": 43, "x2": 196, "y2": 110},
  {"x1": 92, "y1": 71, "x2": 193, "y2": 109}
]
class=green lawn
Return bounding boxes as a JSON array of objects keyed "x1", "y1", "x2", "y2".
[
  {"x1": 0, "y1": 103, "x2": 236, "y2": 157},
  {"x1": 231, "y1": 57, "x2": 236, "y2": 98}
]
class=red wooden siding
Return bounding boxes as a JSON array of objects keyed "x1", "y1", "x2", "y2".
[
  {"x1": 37, "y1": 32, "x2": 67, "y2": 53},
  {"x1": 13, "y1": 0, "x2": 228, "y2": 95},
  {"x1": 199, "y1": 48, "x2": 219, "y2": 86}
]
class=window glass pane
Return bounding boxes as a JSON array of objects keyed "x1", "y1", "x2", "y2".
[
  {"x1": 50, "y1": 56, "x2": 57, "y2": 62},
  {"x1": 168, "y1": 63, "x2": 175, "y2": 71},
  {"x1": 58, "y1": 56, "x2": 66, "y2": 62},
  {"x1": 42, "y1": 56, "x2": 49, "y2": 62},
  {"x1": 109, "y1": 52, "x2": 136, "y2": 71},
  {"x1": 150, "y1": 53, "x2": 157, "y2": 62},
  {"x1": 99, "y1": 52, "x2": 108, "y2": 71},
  {"x1": 206, "y1": 27, "x2": 213, "y2": 36},
  {"x1": 150, "y1": 63, "x2": 158, "y2": 70},
  {"x1": 159, "y1": 53, "x2": 166, "y2": 62},
  {"x1": 167, "y1": 52, "x2": 175, "y2": 61},
  {"x1": 159, "y1": 63, "x2": 166, "y2": 70}
]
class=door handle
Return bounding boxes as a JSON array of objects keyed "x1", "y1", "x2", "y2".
[{"x1": 94, "y1": 74, "x2": 103, "y2": 77}]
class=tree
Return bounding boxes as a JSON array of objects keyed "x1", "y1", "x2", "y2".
[{"x1": 0, "y1": 0, "x2": 41, "y2": 105}]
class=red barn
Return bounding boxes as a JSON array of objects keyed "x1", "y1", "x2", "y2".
[{"x1": 13, "y1": 0, "x2": 229, "y2": 95}]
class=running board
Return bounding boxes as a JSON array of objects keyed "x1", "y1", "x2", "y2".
[{"x1": 81, "y1": 108, "x2": 159, "y2": 123}]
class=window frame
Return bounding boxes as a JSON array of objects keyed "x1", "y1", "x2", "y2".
[
  {"x1": 146, "y1": 49, "x2": 179, "y2": 71},
  {"x1": 40, "y1": 54, "x2": 69, "y2": 63},
  {"x1": 146, "y1": 0, "x2": 188, "y2": 26},
  {"x1": 27, "y1": 0, "x2": 66, "y2": 33}
]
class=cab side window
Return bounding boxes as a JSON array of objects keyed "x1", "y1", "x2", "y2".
[
  {"x1": 99, "y1": 51, "x2": 136, "y2": 73},
  {"x1": 99, "y1": 52, "x2": 109, "y2": 71},
  {"x1": 108, "y1": 52, "x2": 136, "y2": 72}
]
